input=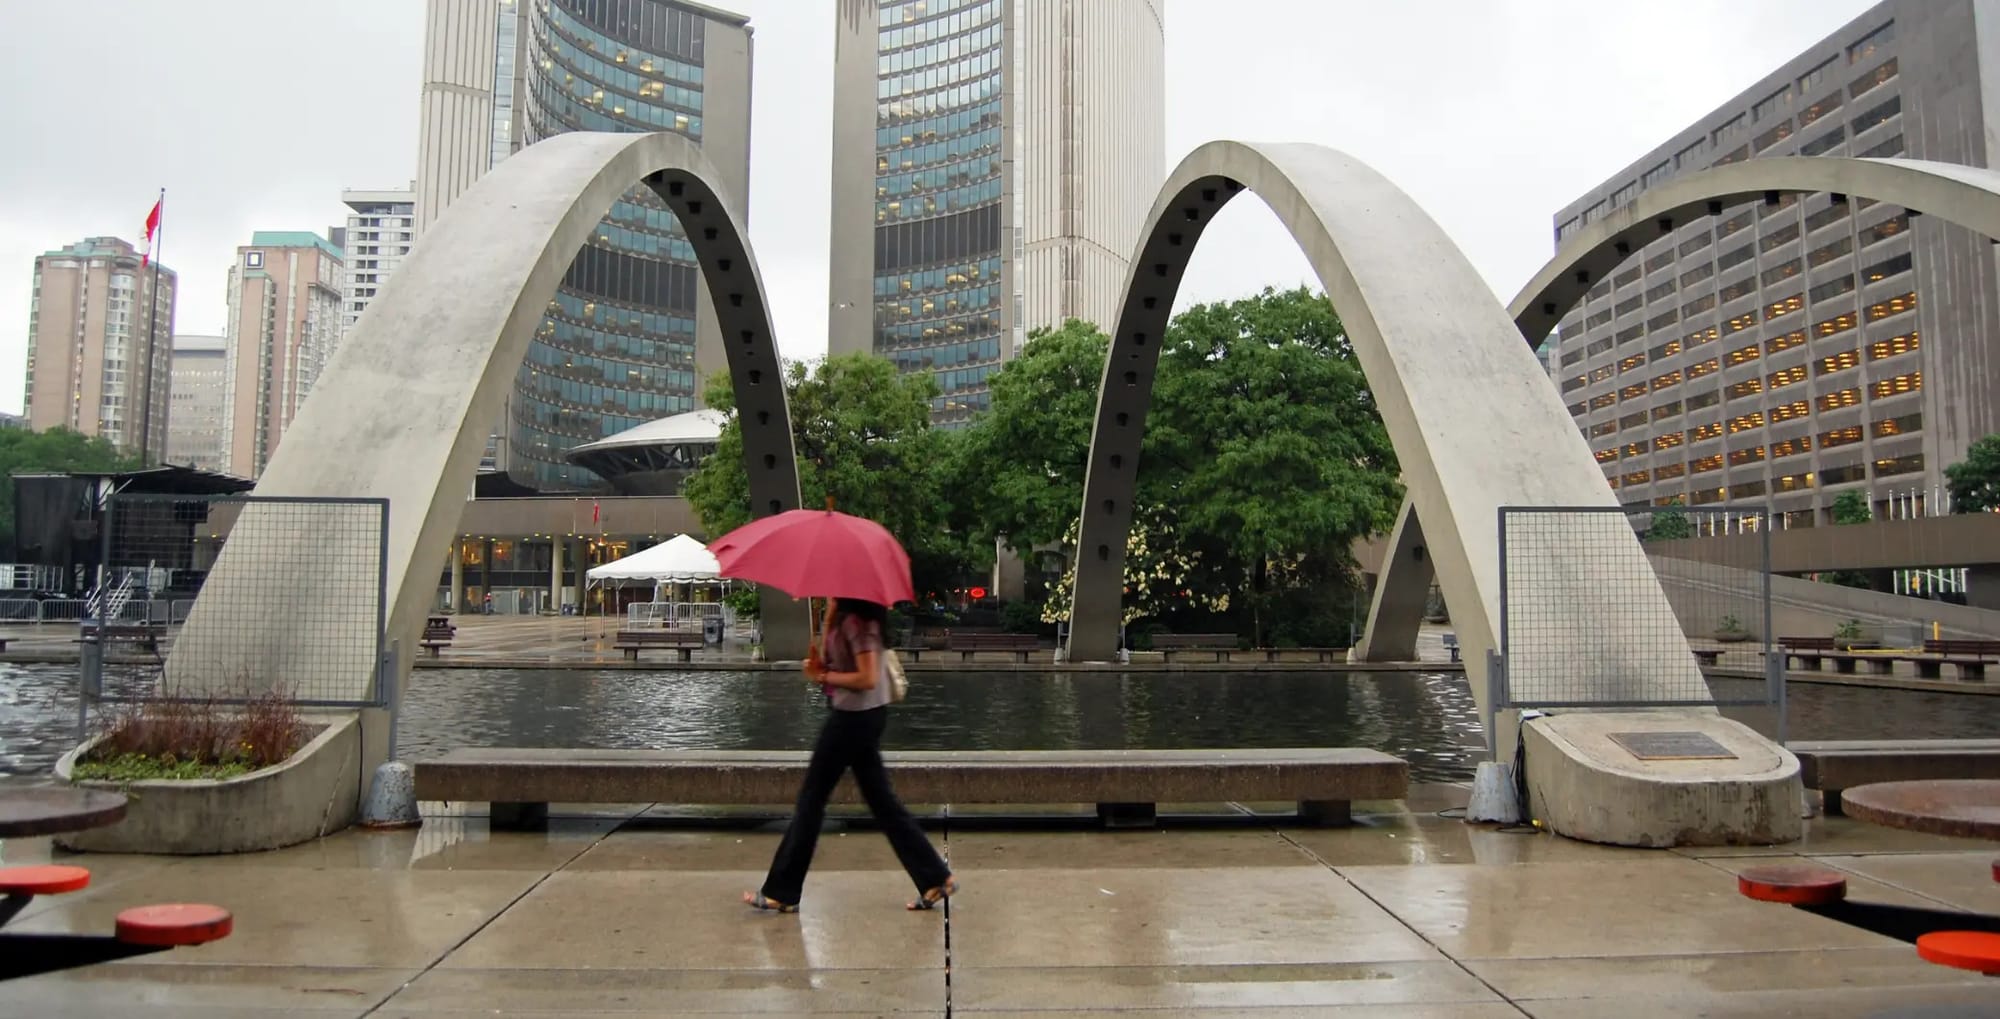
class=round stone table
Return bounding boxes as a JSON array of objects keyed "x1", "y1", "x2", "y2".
[
  {"x1": 1841, "y1": 780, "x2": 2000, "y2": 841},
  {"x1": 0, "y1": 785, "x2": 128, "y2": 838}
]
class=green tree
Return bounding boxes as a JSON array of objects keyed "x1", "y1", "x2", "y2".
[
  {"x1": 0, "y1": 427, "x2": 141, "y2": 551},
  {"x1": 1144, "y1": 287, "x2": 1403, "y2": 645},
  {"x1": 1945, "y1": 433, "x2": 2000, "y2": 513},
  {"x1": 681, "y1": 353, "x2": 983, "y2": 599},
  {"x1": 1646, "y1": 498, "x2": 1694, "y2": 542},
  {"x1": 1821, "y1": 490, "x2": 1875, "y2": 589},
  {"x1": 953, "y1": 320, "x2": 1109, "y2": 552}
]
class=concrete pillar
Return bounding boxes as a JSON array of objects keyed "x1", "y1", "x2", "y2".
[
  {"x1": 570, "y1": 538, "x2": 585, "y2": 609},
  {"x1": 1354, "y1": 501, "x2": 1432, "y2": 661},
  {"x1": 550, "y1": 536, "x2": 565, "y2": 612},
  {"x1": 449, "y1": 540, "x2": 464, "y2": 612},
  {"x1": 479, "y1": 538, "x2": 494, "y2": 611},
  {"x1": 1968, "y1": 565, "x2": 2000, "y2": 612}
]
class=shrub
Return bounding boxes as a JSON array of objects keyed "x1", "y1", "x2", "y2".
[{"x1": 78, "y1": 683, "x2": 309, "y2": 781}]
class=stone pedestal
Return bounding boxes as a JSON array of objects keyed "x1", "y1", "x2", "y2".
[{"x1": 1524, "y1": 711, "x2": 1803, "y2": 848}]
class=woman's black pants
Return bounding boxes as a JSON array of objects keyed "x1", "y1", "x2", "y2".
[{"x1": 759, "y1": 707, "x2": 950, "y2": 905}]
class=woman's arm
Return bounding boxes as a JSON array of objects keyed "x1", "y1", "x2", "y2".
[{"x1": 810, "y1": 649, "x2": 880, "y2": 691}]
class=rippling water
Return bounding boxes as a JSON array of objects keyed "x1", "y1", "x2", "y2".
[{"x1": 7, "y1": 663, "x2": 1999, "y2": 785}]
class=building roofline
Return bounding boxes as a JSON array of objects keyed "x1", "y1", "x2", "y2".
[{"x1": 248, "y1": 231, "x2": 344, "y2": 261}]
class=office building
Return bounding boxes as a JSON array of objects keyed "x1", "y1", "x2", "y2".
[
  {"x1": 341, "y1": 186, "x2": 416, "y2": 330},
  {"x1": 413, "y1": 0, "x2": 754, "y2": 490},
  {"x1": 24, "y1": 237, "x2": 177, "y2": 461},
  {"x1": 827, "y1": 0, "x2": 1166, "y2": 423},
  {"x1": 166, "y1": 334, "x2": 228, "y2": 471},
  {"x1": 1551, "y1": 1, "x2": 2000, "y2": 529},
  {"x1": 221, "y1": 232, "x2": 345, "y2": 478}
]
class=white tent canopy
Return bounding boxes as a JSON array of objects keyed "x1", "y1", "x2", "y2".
[{"x1": 586, "y1": 533, "x2": 722, "y2": 584}]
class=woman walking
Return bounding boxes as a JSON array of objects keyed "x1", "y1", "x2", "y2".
[{"x1": 743, "y1": 597, "x2": 956, "y2": 913}]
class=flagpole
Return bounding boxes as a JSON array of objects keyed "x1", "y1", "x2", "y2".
[{"x1": 137, "y1": 188, "x2": 164, "y2": 466}]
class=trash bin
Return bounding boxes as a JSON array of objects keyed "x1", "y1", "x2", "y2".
[{"x1": 703, "y1": 616, "x2": 724, "y2": 645}]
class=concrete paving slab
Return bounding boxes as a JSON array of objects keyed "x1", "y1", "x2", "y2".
[
  {"x1": 1283, "y1": 815, "x2": 1635, "y2": 867},
  {"x1": 1672, "y1": 813, "x2": 1994, "y2": 858},
  {"x1": 1466, "y1": 946, "x2": 1991, "y2": 1001},
  {"x1": 1814, "y1": 851, "x2": 2000, "y2": 913},
  {"x1": 383, "y1": 965, "x2": 944, "y2": 1014},
  {"x1": 949, "y1": 867, "x2": 1440, "y2": 969},
  {"x1": 1695, "y1": 854, "x2": 1962, "y2": 910},
  {"x1": 0, "y1": 963, "x2": 415, "y2": 1019},
  {"x1": 440, "y1": 869, "x2": 944, "y2": 971},
  {"x1": 5, "y1": 864, "x2": 538, "y2": 968},
  {"x1": 950, "y1": 961, "x2": 1502, "y2": 1012},
  {"x1": 947, "y1": 829, "x2": 1316, "y2": 870},
  {"x1": 1517, "y1": 984, "x2": 2000, "y2": 1018},
  {"x1": 148, "y1": 818, "x2": 619, "y2": 872},
  {"x1": 570, "y1": 827, "x2": 928, "y2": 872},
  {"x1": 1341, "y1": 857, "x2": 1898, "y2": 959}
]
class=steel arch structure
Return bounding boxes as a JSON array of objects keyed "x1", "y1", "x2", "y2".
[
  {"x1": 169, "y1": 132, "x2": 811, "y2": 703},
  {"x1": 1355, "y1": 156, "x2": 2000, "y2": 662}
]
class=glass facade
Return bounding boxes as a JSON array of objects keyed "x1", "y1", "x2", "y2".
[
  {"x1": 873, "y1": 0, "x2": 1008, "y2": 424},
  {"x1": 512, "y1": 0, "x2": 713, "y2": 489}
]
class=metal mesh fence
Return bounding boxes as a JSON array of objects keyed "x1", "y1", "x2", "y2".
[
  {"x1": 1498, "y1": 505, "x2": 1776, "y2": 709},
  {"x1": 93, "y1": 493, "x2": 387, "y2": 706}
]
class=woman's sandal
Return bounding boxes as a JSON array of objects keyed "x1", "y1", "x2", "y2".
[
  {"x1": 906, "y1": 876, "x2": 959, "y2": 911},
  {"x1": 742, "y1": 891, "x2": 798, "y2": 913}
]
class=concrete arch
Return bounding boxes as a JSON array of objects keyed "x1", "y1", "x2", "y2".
[
  {"x1": 1063, "y1": 141, "x2": 1703, "y2": 724},
  {"x1": 1356, "y1": 156, "x2": 2000, "y2": 662},
  {"x1": 167, "y1": 132, "x2": 810, "y2": 704}
]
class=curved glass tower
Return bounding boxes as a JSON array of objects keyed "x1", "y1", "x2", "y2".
[
  {"x1": 829, "y1": 0, "x2": 1165, "y2": 424},
  {"x1": 509, "y1": 0, "x2": 752, "y2": 490}
]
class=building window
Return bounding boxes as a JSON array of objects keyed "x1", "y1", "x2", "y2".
[
  {"x1": 1771, "y1": 437, "x2": 1813, "y2": 459},
  {"x1": 1808, "y1": 276, "x2": 1855, "y2": 303},
  {"x1": 1819, "y1": 425, "x2": 1865, "y2": 449},
  {"x1": 1725, "y1": 378, "x2": 1763, "y2": 401},
  {"x1": 1808, "y1": 236, "x2": 1853, "y2": 267},
  {"x1": 1799, "y1": 127, "x2": 1846, "y2": 157},
  {"x1": 1641, "y1": 160, "x2": 1673, "y2": 188},
  {"x1": 1679, "y1": 233, "x2": 1713, "y2": 257},
  {"x1": 1610, "y1": 182, "x2": 1639, "y2": 209},
  {"x1": 1817, "y1": 349, "x2": 1862, "y2": 376},
  {"x1": 1871, "y1": 411, "x2": 1922, "y2": 438},
  {"x1": 1653, "y1": 400, "x2": 1683, "y2": 420},
  {"x1": 1752, "y1": 86, "x2": 1792, "y2": 122},
  {"x1": 1805, "y1": 202, "x2": 1851, "y2": 234},
  {"x1": 1863, "y1": 214, "x2": 1908, "y2": 246},
  {"x1": 1866, "y1": 291, "x2": 1916, "y2": 321},
  {"x1": 1762, "y1": 259, "x2": 1803, "y2": 287},
  {"x1": 1848, "y1": 21, "x2": 1895, "y2": 64},
  {"x1": 1767, "y1": 365, "x2": 1808, "y2": 390},
  {"x1": 1850, "y1": 95, "x2": 1900, "y2": 135},
  {"x1": 1681, "y1": 262, "x2": 1715, "y2": 287},
  {"x1": 1870, "y1": 370, "x2": 1922, "y2": 398},
  {"x1": 1861, "y1": 253, "x2": 1911, "y2": 284},
  {"x1": 1867, "y1": 330, "x2": 1918, "y2": 360},
  {"x1": 1801, "y1": 91, "x2": 1844, "y2": 129},
  {"x1": 1849, "y1": 58, "x2": 1897, "y2": 99},
  {"x1": 1857, "y1": 134, "x2": 1905, "y2": 159},
  {"x1": 1874, "y1": 452, "x2": 1923, "y2": 478},
  {"x1": 1819, "y1": 387, "x2": 1862, "y2": 411},
  {"x1": 1754, "y1": 121, "x2": 1795, "y2": 152},
  {"x1": 1726, "y1": 343, "x2": 1761, "y2": 366},
  {"x1": 1771, "y1": 399, "x2": 1811, "y2": 423},
  {"x1": 1719, "y1": 277, "x2": 1756, "y2": 304},
  {"x1": 1765, "y1": 329, "x2": 1807, "y2": 354},
  {"x1": 1800, "y1": 55, "x2": 1839, "y2": 93},
  {"x1": 1822, "y1": 464, "x2": 1867, "y2": 486},
  {"x1": 1815, "y1": 312, "x2": 1857, "y2": 338}
]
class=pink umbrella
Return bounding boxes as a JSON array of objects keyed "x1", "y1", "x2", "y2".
[{"x1": 709, "y1": 508, "x2": 915, "y2": 607}]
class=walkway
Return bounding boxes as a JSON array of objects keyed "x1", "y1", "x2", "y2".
[{"x1": 0, "y1": 785, "x2": 1994, "y2": 1016}]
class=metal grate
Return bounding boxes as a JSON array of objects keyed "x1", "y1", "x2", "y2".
[{"x1": 1497, "y1": 505, "x2": 1776, "y2": 709}]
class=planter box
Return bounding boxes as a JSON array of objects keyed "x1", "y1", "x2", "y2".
[{"x1": 54, "y1": 714, "x2": 361, "y2": 855}]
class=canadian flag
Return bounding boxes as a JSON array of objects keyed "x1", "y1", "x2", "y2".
[
  {"x1": 141, "y1": 196, "x2": 163, "y2": 268},
  {"x1": 592, "y1": 499, "x2": 600, "y2": 526}
]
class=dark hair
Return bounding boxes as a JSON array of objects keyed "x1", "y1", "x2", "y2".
[{"x1": 834, "y1": 598, "x2": 889, "y2": 628}]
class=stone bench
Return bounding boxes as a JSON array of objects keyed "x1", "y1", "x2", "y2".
[
  {"x1": 414, "y1": 747, "x2": 1409, "y2": 830},
  {"x1": 1792, "y1": 740, "x2": 2000, "y2": 815}
]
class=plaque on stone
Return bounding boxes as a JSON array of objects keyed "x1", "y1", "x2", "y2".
[{"x1": 1607, "y1": 731, "x2": 1737, "y2": 761}]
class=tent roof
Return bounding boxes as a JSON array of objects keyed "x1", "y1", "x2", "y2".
[{"x1": 586, "y1": 533, "x2": 721, "y2": 582}]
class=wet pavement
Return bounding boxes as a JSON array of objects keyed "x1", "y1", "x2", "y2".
[{"x1": 2, "y1": 786, "x2": 1997, "y2": 1016}]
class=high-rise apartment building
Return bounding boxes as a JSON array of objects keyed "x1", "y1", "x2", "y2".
[
  {"x1": 166, "y1": 334, "x2": 228, "y2": 472},
  {"x1": 341, "y1": 186, "x2": 416, "y2": 331},
  {"x1": 221, "y1": 232, "x2": 345, "y2": 478},
  {"x1": 24, "y1": 237, "x2": 177, "y2": 461},
  {"x1": 1551, "y1": 0, "x2": 2000, "y2": 530},
  {"x1": 413, "y1": 0, "x2": 753, "y2": 491},
  {"x1": 827, "y1": 0, "x2": 1165, "y2": 423}
]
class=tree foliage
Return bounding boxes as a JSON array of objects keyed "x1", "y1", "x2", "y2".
[
  {"x1": 0, "y1": 427, "x2": 141, "y2": 550},
  {"x1": 1945, "y1": 433, "x2": 2000, "y2": 513},
  {"x1": 1831, "y1": 491, "x2": 1872, "y2": 525},
  {"x1": 954, "y1": 320, "x2": 1108, "y2": 552},
  {"x1": 681, "y1": 354, "x2": 983, "y2": 599},
  {"x1": 1646, "y1": 499, "x2": 1693, "y2": 542}
]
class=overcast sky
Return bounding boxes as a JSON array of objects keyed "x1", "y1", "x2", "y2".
[{"x1": 0, "y1": 0, "x2": 1879, "y2": 416}]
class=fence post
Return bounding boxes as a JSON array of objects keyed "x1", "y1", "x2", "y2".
[{"x1": 1763, "y1": 510, "x2": 1784, "y2": 746}]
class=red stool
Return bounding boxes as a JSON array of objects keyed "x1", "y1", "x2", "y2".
[
  {"x1": 1737, "y1": 865, "x2": 1848, "y2": 906},
  {"x1": 114, "y1": 904, "x2": 232, "y2": 947},
  {"x1": 1917, "y1": 931, "x2": 2000, "y2": 975},
  {"x1": 0, "y1": 865, "x2": 91, "y2": 929}
]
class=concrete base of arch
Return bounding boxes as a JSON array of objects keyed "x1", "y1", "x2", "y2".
[{"x1": 1351, "y1": 497, "x2": 1431, "y2": 663}]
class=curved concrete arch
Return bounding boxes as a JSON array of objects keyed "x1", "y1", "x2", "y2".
[
  {"x1": 1063, "y1": 140, "x2": 1703, "y2": 726},
  {"x1": 167, "y1": 132, "x2": 810, "y2": 704},
  {"x1": 1356, "y1": 156, "x2": 2000, "y2": 662}
]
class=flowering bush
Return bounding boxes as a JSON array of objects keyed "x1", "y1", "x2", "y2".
[{"x1": 1040, "y1": 510, "x2": 1228, "y2": 626}]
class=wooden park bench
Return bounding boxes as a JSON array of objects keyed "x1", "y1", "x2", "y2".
[
  {"x1": 1920, "y1": 640, "x2": 2000, "y2": 682},
  {"x1": 79, "y1": 623, "x2": 162, "y2": 657},
  {"x1": 1791, "y1": 739, "x2": 2000, "y2": 815},
  {"x1": 1255, "y1": 646, "x2": 1350, "y2": 663},
  {"x1": 1777, "y1": 636, "x2": 1840, "y2": 671},
  {"x1": 947, "y1": 632, "x2": 1040, "y2": 663},
  {"x1": 415, "y1": 746, "x2": 1410, "y2": 830},
  {"x1": 420, "y1": 616, "x2": 456, "y2": 657},
  {"x1": 1691, "y1": 647, "x2": 1724, "y2": 667},
  {"x1": 1152, "y1": 633, "x2": 1240, "y2": 663},
  {"x1": 613, "y1": 628, "x2": 705, "y2": 663}
]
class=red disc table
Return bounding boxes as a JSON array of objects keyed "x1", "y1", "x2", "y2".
[
  {"x1": 1841, "y1": 780, "x2": 2000, "y2": 840},
  {"x1": 0, "y1": 786, "x2": 127, "y2": 839}
]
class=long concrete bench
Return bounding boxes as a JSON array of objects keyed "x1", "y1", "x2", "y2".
[
  {"x1": 1792, "y1": 740, "x2": 2000, "y2": 815},
  {"x1": 414, "y1": 747, "x2": 1409, "y2": 830}
]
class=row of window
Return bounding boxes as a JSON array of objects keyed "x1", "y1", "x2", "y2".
[
  {"x1": 537, "y1": 19, "x2": 705, "y2": 111},
  {"x1": 873, "y1": 257, "x2": 1002, "y2": 298},
  {"x1": 1556, "y1": 38, "x2": 1898, "y2": 242},
  {"x1": 548, "y1": 0, "x2": 706, "y2": 72},
  {"x1": 878, "y1": 0, "x2": 1001, "y2": 45},
  {"x1": 878, "y1": 128, "x2": 1001, "y2": 178},
  {"x1": 523, "y1": 334, "x2": 695, "y2": 393},
  {"x1": 877, "y1": 177, "x2": 1003, "y2": 223},
  {"x1": 884, "y1": 337, "x2": 1001, "y2": 373},
  {"x1": 877, "y1": 71, "x2": 1001, "y2": 125},
  {"x1": 527, "y1": 75, "x2": 702, "y2": 139},
  {"x1": 1597, "y1": 409, "x2": 1925, "y2": 468},
  {"x1": 1568, "y1": 353, "x2": 1922, "y2": 417},
  {"x1": 877, "y1": 23, "x2": 1000, "y2": 74},
  {"x1": 876, "y1": 100, "x2": 1001, "y2": 149},
  {"x1": 1567, "y1": 272, "x2": 1916, "y2": 375},
  {"x1": 878, "y1": 44, "x2": 1001, "y2": 101},
  {"x1": 875, "y1": 281, "x2": 1002, "y2": 322},
  {"x1": 876, "y1": 310, "x2": 1003, "y2": 348},
  {"x1": 515, "y1": 368, "x2": 698, "y2": 422}
]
